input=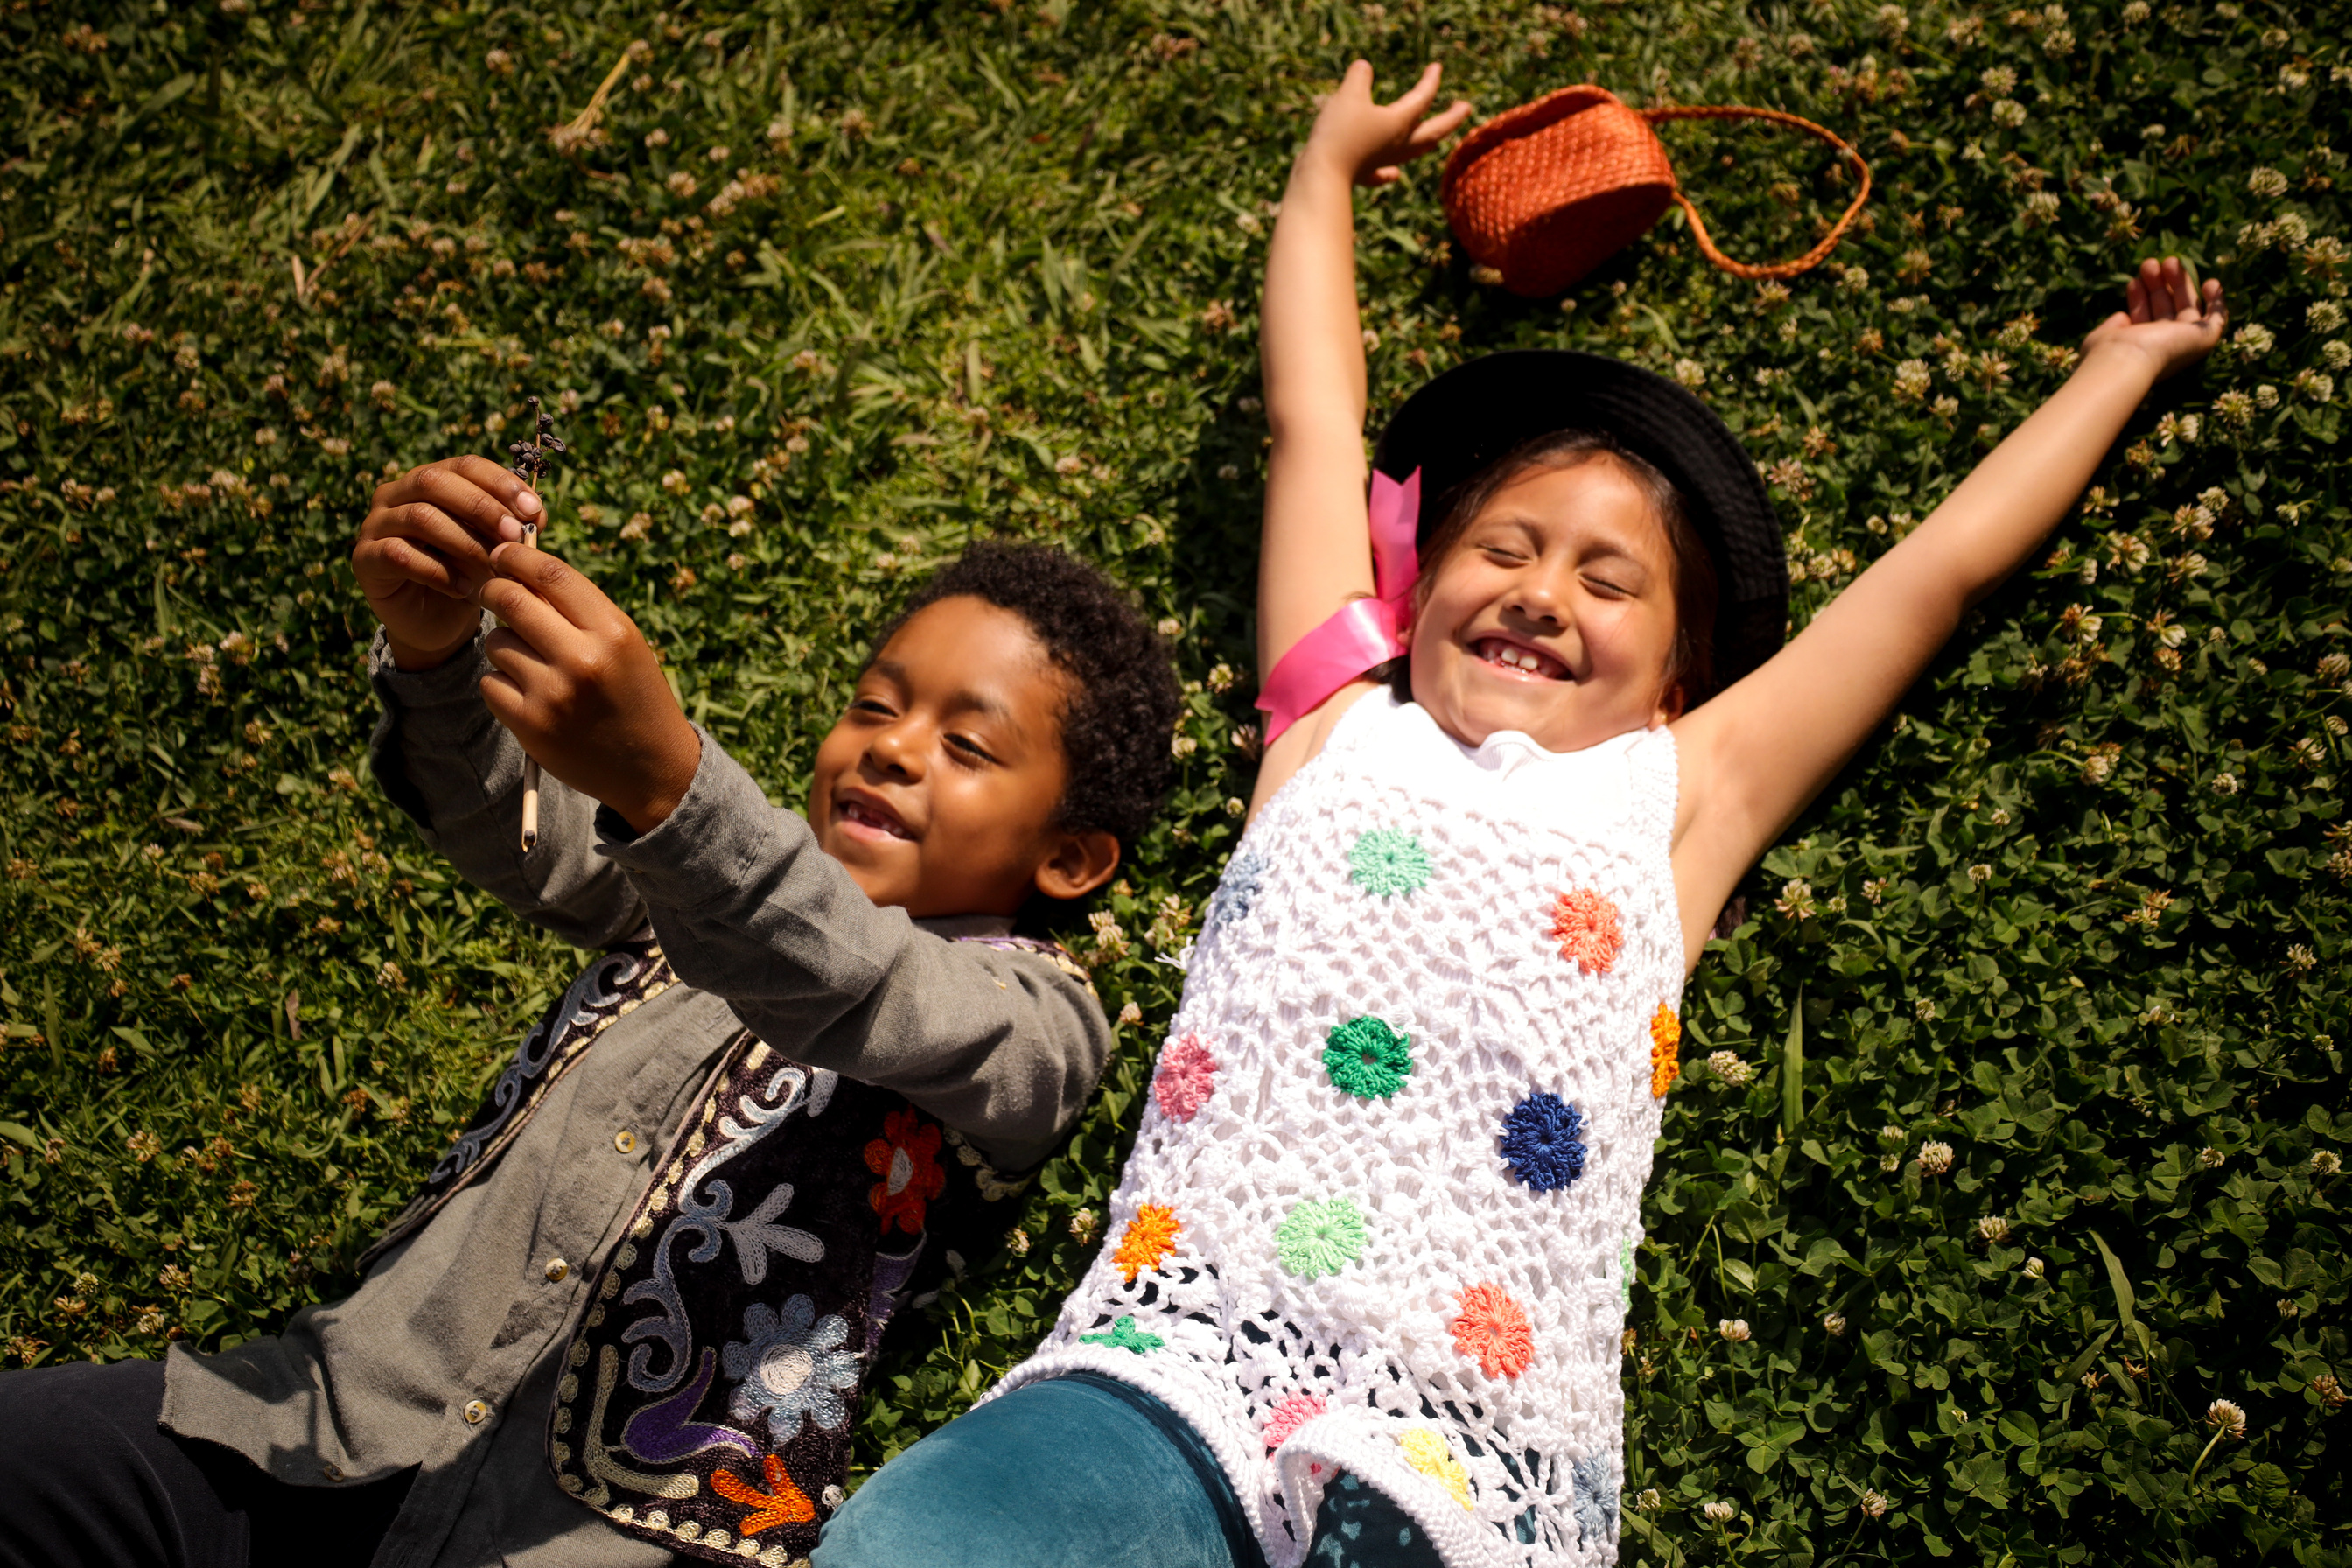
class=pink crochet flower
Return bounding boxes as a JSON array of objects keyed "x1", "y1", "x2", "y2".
[
  {"x1": 1262, "y1": 1391, "x2": 1327, "y2": 1450},
  {"x1": 1152, "y1": 1033, "x2": 1218, "y2": 1123},
  {"x1": 1550, "y1": 888, "x2": 1624, "y2": 976}
]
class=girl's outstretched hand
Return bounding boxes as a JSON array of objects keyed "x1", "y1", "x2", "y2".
[
  {"x1": 1301, "y1": 60, "x2": 1473, "y2": 187},
  {"x1": 2082, "y1": 256, "x2": 2228, "y2": 382}
]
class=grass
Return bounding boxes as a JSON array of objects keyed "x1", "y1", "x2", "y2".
[{"x1": 3, "y1": 0, "x2": 2348, "y2": 1562}]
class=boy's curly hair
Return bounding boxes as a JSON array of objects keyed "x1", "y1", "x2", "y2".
[{"x1": 875, "y1": 542, "x2": 1182, "y2": 849}]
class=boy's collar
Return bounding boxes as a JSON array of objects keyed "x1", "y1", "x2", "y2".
[{"x1": 910, "y1": 912, "x2": 1017, "y2": 940}]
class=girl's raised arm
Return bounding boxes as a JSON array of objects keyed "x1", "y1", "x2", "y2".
[
  {"x1": 1251, "y1": 62, "x2": 1468, "y2": 808},
  {"x1": 1669, "y1": 258, "x2": 2227, "y2": 964}
]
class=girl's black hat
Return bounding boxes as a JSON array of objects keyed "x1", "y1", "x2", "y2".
[{"x1": 1373, "y1": 349, "x2": 1788, "y2": 691}]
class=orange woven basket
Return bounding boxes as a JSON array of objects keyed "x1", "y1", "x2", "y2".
[{"x1": 1439, "y1": 86, "x2": 1872, "y2": 298}]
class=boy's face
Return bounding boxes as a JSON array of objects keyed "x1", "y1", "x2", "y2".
[
  {"x1": 1407, "y1": 456, "x2": 1686, "y2": 753},
  {"x1": 809, "y1": 595, "x2": 1116, "y2": 917}
]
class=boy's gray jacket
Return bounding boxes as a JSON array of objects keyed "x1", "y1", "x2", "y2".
[{"x1": 158, "y1": 632, "x2": 1112, "y2": 1568}]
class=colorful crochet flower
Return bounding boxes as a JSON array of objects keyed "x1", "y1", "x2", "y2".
[
  {"x1": 1451, "y1": 1282, "x2": 1536, "y2": 1378},
  {"x1": 864, "y1": 1106, "x2": 947, "y2": 1234},
  {"x1": 1649, "y1": 1004, "x2": 1683, "y2": 1096},
  {"x1": 1078, "y1": 1314, "x2": 1164, "y2": 1354},
  {"x1": 1570, "y1": 1452, "x2": 1620, "y2": 1550},
  {"x1": 1498, "y1": 1092, "x2": 1588, "y2": 1193},
  {"x1": 1275, "y1": 1196, "x2": 1368, "y2": 1278},
  {"x1": 1550, "y1": 887, "x2": 1624, "y2": 975},
  {"x1": 1152, "y1": 1033, "x2": 1218, "y2": 1123},
  {"x1": 1206, "y1": 844, "x2": 1269, "y2": 934},
  {"x1": 710, "y1": 1452, "x2": 816, "y2": 1535},
  {"x1": 1399, "y1": 1428, "x2": 1474, "y2": 1510},
  {"x1": 722, "y1": 1295, "x2": 861, "y2": 1441},
  {"x1": 1262, "y1": 1391, "x2": 1327, "y2": 1449},
  {"x1": 1348, "y1": 828, "x2": 1432, "y2": 899},
  {"x1": 1322, "y1": 1016, "x2": 1413, "y2": 1100},
  {"x1": 1111, "y1": 1203, "x2": 1181, "y2": 1283}
]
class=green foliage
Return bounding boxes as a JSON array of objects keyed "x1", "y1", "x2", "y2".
[{"x1": 2, "y1": 0, "x2": 2347, "y2": 1563}]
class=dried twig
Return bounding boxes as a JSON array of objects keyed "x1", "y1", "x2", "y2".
[{"x1": 507, "y1": 397, "x2": 567, "y2": 851}]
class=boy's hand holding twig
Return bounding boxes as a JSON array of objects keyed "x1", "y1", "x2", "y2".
[
  {"x1": 353, "y1": 456, "x2": 542, "y2": 671},
  {"x1": 473, "y1": 541, "x2": 704, "y2": 836}
]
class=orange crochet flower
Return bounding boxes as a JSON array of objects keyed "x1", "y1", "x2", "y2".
[
  {"x1": 710, "y1": 1452, "x2": 816, "y2": 1534},
  {"x1": 1112, "y1": 1203, "x2": 1182, "y2": 1283},
  {"x1": 1649, "y1": 1004, "x2": 1682, "y2": 1097},
  {"x1": 1450, "y1": 1282, "x2": 1535, "y2": 1378},
  {"x1": 864, "y1": 1107, "x2": 947, "y2": 1235},
  {"x1": 1550, "y1": 888, "x2": 1624, "y2": 976}
]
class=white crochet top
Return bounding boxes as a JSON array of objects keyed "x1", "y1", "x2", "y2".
[{"x1": 989, "y1": 692, "x2": 1684, "y2": 1568}]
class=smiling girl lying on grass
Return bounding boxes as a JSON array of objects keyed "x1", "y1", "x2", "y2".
[{"x1": 804, "y1": 58, "x2": 2229, "y2": 1568}]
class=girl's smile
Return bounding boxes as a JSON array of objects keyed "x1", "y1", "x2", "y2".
[{"x1": 1410, "y1": 456, "x2": 1687, "y2": 752}]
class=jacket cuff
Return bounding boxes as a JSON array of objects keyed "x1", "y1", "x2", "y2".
[
  {"x1": 594, "y1": 727, "x2": 788, "y2": 911},
  {"x1": 367, "y1": 620, "x2": 495, "y2": 746}
]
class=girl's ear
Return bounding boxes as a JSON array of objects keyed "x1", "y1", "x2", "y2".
[
  {"x1": 1654, "y1": 680, "x2": 1690, "y2": 727},
  {"x1": 1033, "y1": 829, "x2": 1122, "y2": 902}
]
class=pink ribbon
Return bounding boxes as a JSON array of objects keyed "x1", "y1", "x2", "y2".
[{"x1": 1255, "y1": 469, "x2": 1421, "y2": 745}]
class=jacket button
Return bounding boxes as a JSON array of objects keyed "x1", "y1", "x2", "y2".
[
  {"x1": 612, "y1": 1129, "x2": 639, "y2": 1155},
  {"x1": 463, "y1": 1398, "x2": 493, "y2": 1425},
  {"x1": 544, "y1": 1257, "x2": 570, "y2": 1283},
  {"x1": 320, "y1": 1462, "x2": 345, "y2": 1482}
]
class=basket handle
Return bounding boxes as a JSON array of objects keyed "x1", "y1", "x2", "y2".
[{"x1": 1640, "y1": 105, "x2": 1873, "y2": 281}]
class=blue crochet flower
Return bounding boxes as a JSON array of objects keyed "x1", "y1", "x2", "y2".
[
  {"x1": 1205, "y1": 845, "x2": 1269, "y2": 936},
  {"x1": 1498, "y1": 1093, "x2": 1589, "y2": 1193},
  {"x1": 1571, "y1": 1452, "x2": 1620, "y2": 1551},
  {"x1": 722, "y1": 1294, "x2": 860, "y2": 1441}
]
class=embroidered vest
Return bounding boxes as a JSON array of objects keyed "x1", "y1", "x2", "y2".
[{"x1": 370, "y1": 931, "x2": 1080, "y2": 1568}]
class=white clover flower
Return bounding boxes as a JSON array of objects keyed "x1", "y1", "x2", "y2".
[
  {"x1": 2211, "y1": 772, "x2": 2240, "y2": 794},
  {"x1": 2286, "y1": 943, "x2": 2317, "y2": 970},
  {"x1": 2206, "y1": 1399, "x2": 2248, "y2": 1439},
  {"x1": 2234, "y1": 323, "x2": 2276, "y2": 356},
  {"x1": 2311, "y1": 301, "x2": 2348, "y2": 332},
  {"x1": 1992, "y1": 99, "x2": 2028, "y2": 128},
  {"x1": 1914, "y1": 997, "x2": 1937, "y2": 1021},
  {"x1": 2025, "y1": 1256, "x2": 2046, "y2": 1278},
  {"x1": 1718, "y1": 1318, "x2": 1752, "y2": 1341},
  {"x1": 1980, "y1": 65, "x2": 2018, "y2": 94},
  {"x1": 1916, "y1": 1141, "x2": 1956, "y2": 1175},
  {"x1": 1704, "y1": 1502, "x2": 1738, "y2": 1523},
  {"x1": 1822, "y1": 1311, "x2": 1848, "y2": 1335},
  {"x1": 2312, "y1": 1150, "x2": 2341, "y2": 1174},
  {"x1": 2296, "y1": 370, "x2": 2335, "y2": 402},
  {"x1": 1977, "y1": 1214, "x2": 2010, "y2": 1242},
  {"x1": 1672, "y1": 358, "x2": 1708, "y2": 390},
  {"x1": 1893, "y1": 360, "x2": 1932, "y2": 401},
  {"x1": 1706, "y1": 1050, "x2": 1754, "y2": 1087},
  {"x1": 1967, "y1": 863, "x2": 1992, "y2": 884},
  {"x1": 2247, "y1": 167, "x2": 2290, "y2": 198},
  {"x1": 1860, "y1": 1490, "x2": 1890, "y2": 1518},
  {"x1": 2254, "y1": 385, "x2": 2280, "y2": 410}
]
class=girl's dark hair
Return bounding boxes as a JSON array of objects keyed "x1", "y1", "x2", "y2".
[
  {"x1": 875, "y1": 542, "x2": 1182, "y2": 849},
  {"x1": 1391, "y1": 429, "x2": 1721, "y2": 710}
]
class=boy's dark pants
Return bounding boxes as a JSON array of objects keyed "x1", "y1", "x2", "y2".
[{"x1": 0, "y1": 1359, "x2": 409, "y2": 1568}]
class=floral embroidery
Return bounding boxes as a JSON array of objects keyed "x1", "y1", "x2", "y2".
[
  {"x1": 1348, "y1": 828, "x2": 1432, "y2": 899},
  {"x1": 1206, "y1": 844, "x2": 1269, "y2": 934},
  {"x1": 710, "y1": 1452, "x2": 816, "y2": 1534},
  {"x1": 721, "y1": 1296, "x2": 861, "y2": 1441},
  {"x1": 1262, "y1": 1390, "x2": 1327, "y2": 1449},
  {"x1": 1322, "y1": 1016, "x2": 1412, "y2": 1100},
  {"x1": 1152, "y1": 1033, "x2": 1218, "y2": 1123},
  {"x1": 1498, "y1": 1092, "x2": 1589, "y2": 1193},
  {"x1": 1649, "y1": 1004, "x2": 1682, "y2": 1096},
  {"x1": 1078, "y1": 1314, "x2": 1165, "y2": 1354},
  {"x1": 864, "y1": 1107, "x2": 946, "y2": 1234},
  {"x1": 1570, "y1": 1452, "x2": 1620, "y2": 1550},
  {"x1": 1399, "y1": 1428, "x2": 1474, "y2": 1509},
  {"x1": 1112, "y1": 1204, "x2": 1181, "y2": 1283},
  {"x1": 1550, "y1": 888, "x2": 1624, "y2": 975},
  {"x1": 1450, "y1": 1282, "x2": 1535, "y2": 1378},
  {"x1": 1275, "y1": 1196, "x2": 1368, "y2": 1278}
]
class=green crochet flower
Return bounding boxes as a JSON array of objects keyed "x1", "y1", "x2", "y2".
[
  {"x1": 1348, "y1": 829, "x2": 1432, "y2": 899},
  {"x1": 1275, "y1": 1196, "x2": 1368, "y2": 1279},
  {"x1": 1323, "y1": 1016, "x2": 1413, "y2": 1100},
  {"x1": 1079, "y1": 1314, "x2": 1164, "y2": 1354}
]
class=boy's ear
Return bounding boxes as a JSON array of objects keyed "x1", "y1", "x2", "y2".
[{"x1": 1032, "y1": 829, "x2": 1122, "y2": 902}]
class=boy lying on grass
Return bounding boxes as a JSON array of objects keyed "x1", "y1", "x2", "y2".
[{"x1": 0, "y1": 456, "x2": 1180, "y2": 1568}]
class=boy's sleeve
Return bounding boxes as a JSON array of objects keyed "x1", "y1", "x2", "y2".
[
  {"x1": 596, "y1": 729, "x2": 1114, "y2": 1172},
  {"x1": 366, "y1": 625, "x2": 649, "y2": 951}
]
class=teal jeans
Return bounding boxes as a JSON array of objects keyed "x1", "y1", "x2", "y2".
[{"x1": 814, "y1": 1374, "x2": 1444, "y2": 1568}]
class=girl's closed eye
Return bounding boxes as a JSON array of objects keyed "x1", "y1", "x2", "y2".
[{"x1": 945, "y1": 732, "x2": 998, "y2": 765}]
